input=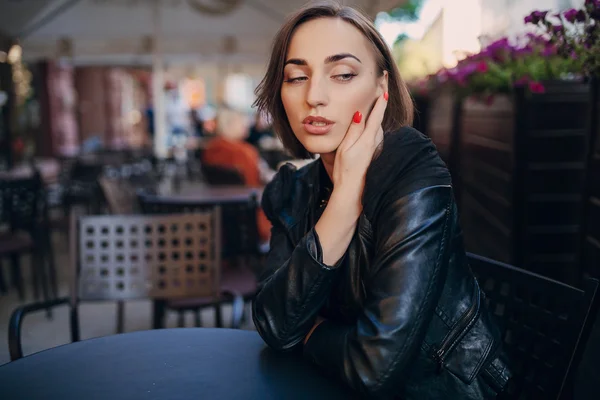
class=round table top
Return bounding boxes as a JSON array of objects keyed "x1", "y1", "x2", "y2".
[
  {"x1": 0, "y1": 328, "x2": 356, "y2": 400},
  {"x1": 155, "y1": 185, "x2": 263, "y2": 203}
]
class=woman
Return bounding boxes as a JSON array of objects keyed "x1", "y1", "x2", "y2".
[
  {"x1": 252, "y1": 2, "x2": 512, "y2": 399},
  {"x1": 202, "y1": 106, "x2": 275, "y2": 241}
]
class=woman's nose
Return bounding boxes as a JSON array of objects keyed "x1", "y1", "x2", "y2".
[{"x1": 306, "y1": 77, "x2": 328, "y2": 108}]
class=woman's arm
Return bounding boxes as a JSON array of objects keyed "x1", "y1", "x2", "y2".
[
  {"x1": 303, "y1": 186, "x2": 454, "y2": 398},
  {"x1": 252, "y1": 173, "x2": 357, "y2": 351}
]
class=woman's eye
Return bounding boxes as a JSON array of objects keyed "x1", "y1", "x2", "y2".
[
  {"x1": 333, "y1": 73, "x2": 357, "y2": 82},
  {"x1": 284, "y1": 76, "x2": 307, "y2": 83}
]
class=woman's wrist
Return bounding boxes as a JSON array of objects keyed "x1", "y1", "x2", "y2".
[
  {"x1": 330, "y1": 183, "x2": 363, "y2": 216},
  {"x1": 314, "y1": 185, "x2": 362, "y2": 266}
]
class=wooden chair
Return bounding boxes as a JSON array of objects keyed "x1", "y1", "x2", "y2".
[{"x1": 138, "y1": 191, "x2": 260, "y2": 329}]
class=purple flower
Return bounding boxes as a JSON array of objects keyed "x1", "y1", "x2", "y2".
[
  {"x1": 552, "y1": 24, "x2": 565, "y2": 34},
  {"x1": 542, "y1": 44, "x2": 558, "y2": 56},
  {"x1": 585, "y1": 0, "x2": 599, "y2": 7},
  {"x1": 525, "y1": 10, "x2": 549, "y2": 25},
  {"x1": 576, "y1": 9, "x2": 587, "y2": 22},
  {"x1": 529, "y1": 81, "x2": 546, "y2": 94},
  {"x1": 476, "y1": 62, "x2": 488, "y2": 73},
  {"x1": 513, "y1": 45, "x2": 534, "y2": 58},
  {"x1": 563, "y1": 8, "x2": 578, "y2": 23},
  {"x1": 514, "y1": 75, "x2": 531, "y2": 87}
]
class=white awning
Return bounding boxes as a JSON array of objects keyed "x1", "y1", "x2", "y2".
[{"x1": 1, "y1": 0, "x2": 408, "y2": 65}]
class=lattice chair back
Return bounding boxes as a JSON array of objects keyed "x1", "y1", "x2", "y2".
[
  {"x1": 0, "y1": 175, "x2": 41, "y2": 232},
  {"x1": 467, "y1": 253, "x2": 599, "y2": 399},
  {"x1": 138, "y1": 192, "x2": 260, "y2": 259},
  {"x1": 73, "y1": 210, "x2": 222, "y2": 302}
]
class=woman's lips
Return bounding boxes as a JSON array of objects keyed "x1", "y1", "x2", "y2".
[
  {"x1": 302, "y1": 116, "x2": 335, "y2": 135},
  {"x1": 303, "y1": 122, "x2": 335, "y2": 135}
]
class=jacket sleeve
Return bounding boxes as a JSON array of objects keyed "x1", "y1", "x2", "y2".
[
  {"x1": 252, "y1": 169, "x2": 342, "y2": 351},
  {"x1": 303, "y1": 185, "x2": 454, "y2": 398}
]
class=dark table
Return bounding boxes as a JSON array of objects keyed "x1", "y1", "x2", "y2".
[
  {"x1": 157, "y1": 184, "x2": 263, "y2": 203},
  {"x1": 0, "y1": 328, "x2": 356, "y2": 400}
]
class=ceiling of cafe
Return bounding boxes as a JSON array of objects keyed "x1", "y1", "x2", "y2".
[{"x1": 0, "y1": 0, "x2": 408, "y2": 65}]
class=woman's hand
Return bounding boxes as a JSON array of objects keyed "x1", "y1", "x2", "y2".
[
  {"x1": 314, "y1": 92, "x2": 388, "y2": 266},
  {"x1": 332, "y1": 92, "x2": 388, "y2": 193}
]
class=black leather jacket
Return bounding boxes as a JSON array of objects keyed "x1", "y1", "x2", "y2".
[{"x1": 252, "y1": 127, "x2": 512, "y2": 399}]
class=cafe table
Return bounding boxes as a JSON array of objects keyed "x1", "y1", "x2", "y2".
[{"x1": 0, "y1": 328, "x2": 357, "y2": 400}]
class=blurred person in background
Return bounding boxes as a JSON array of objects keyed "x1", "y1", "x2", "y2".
[
  {"x1": 202, "y1": 106, "x2": 275, "y2": 241},
  {"x1": 190, "y1": 108, "x2": 205, "y2": 138},
  {"x1": 247, "y1": 111, "x2": 275, "y2": 148}
]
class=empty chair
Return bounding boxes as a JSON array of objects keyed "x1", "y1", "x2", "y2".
[
  {"x1": 9, "y1": 209, "x2": 244, "y2": 361},
  {"x1": 138, "y1": 191, "x2": 260, "y2": 329},
  {"x1": 467, "y1": 253, "x2": 599, "y2": 399}
]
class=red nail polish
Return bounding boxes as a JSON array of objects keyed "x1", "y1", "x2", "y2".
[
  {"x1": 353, "y1": 111, "x2": 362, "y2": 124},
  {"x1": 383, "y1": 92, "x2": 389, "y2": 101}
]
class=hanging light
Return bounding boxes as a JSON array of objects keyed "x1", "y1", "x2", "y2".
[{"x1": 7, "y1": 44, "x2": 22, "y2": 64}]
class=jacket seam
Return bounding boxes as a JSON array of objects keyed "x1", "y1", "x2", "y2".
[
  {"x1": 488, "y1": 355, "x2": 508, "y2": 384},
  {"x1": 277, "y1": 244, "x2": 328, "y2": 346},
  {"x1": 468, "y1": 335, "x2": 494, "y2": 382},
  {"x1": 371, "y1": 194, "x2": 452, "y2": 391},
  {"x1": 485, "y1": 362, "x2": 506, "y2": 389}
]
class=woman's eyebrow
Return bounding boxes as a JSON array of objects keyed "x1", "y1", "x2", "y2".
[
  {"x1": 324, "y1": 53, "x2": 361, "y2": 64},
  {"x1": 284, "y1": 53, "x2": 362, "y2": 67}
]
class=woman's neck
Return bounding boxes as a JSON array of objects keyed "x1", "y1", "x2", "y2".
[{"x1": 319, "y1": 152, "x2": 336, "y2": 184}]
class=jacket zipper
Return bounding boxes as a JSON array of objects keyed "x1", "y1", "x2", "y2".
[{"x1": 432, "y1": 279, "x2": 481, "y2": 371}]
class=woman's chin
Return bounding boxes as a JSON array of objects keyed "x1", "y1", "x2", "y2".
[{"x1": 300, "y1": 136, "x2": 341, "y2": 156}]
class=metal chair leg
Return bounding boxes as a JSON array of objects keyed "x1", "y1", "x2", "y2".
[
  {"x1": 10, "y1": 253, "x2": 25, "y2": 300},
  {"x1": 44, "y1": 231, "x2": 58, "y2": 298},
  {"x1": 33, "y1": 250, "x2": 52, "y2": 318},
  {"x1": 152, "y1": 300, "x2": 166, "y2": 329},
  {"x1": 116, "y1": 301, "x2": 125, "y2": 333},
  {"x1": 0, "y1": 260, "x2": 7, "y2": 294},
  {"x1": 215, "y1": 303, "x2": 223, "y2": 328}
]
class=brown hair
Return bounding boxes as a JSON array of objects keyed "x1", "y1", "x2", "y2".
[{"x1": 253, "y1": 0, "x2": 414, "y2": 159}]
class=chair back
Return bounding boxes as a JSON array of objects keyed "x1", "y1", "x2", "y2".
[
  {"x1": 137, "y1": 191, "x2": 260, "y2": 259},
  {"x1": 0, "y1": 175, "x2": 41, "y2": 232},
  {"x1": 201, "y1": 164, "x2": 245, "y2": 186},
  {"x1": 72, "y1": 210, "x2": 222, "y2": 302},
  {"x1": 467, "y1": 253, "x2": 599, "y2": 399}
]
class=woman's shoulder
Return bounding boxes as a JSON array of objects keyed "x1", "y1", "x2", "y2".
[
  {"x1": 362, "y1": 126, "x2": 452, "y2": 221},
  {"x1": 261, "y1": 159, "x2": 319, "y2": 222}
]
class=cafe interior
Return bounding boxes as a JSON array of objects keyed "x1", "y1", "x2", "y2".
[{"x1": 0, "y1": 0, "x2": 600, "y2": 399}]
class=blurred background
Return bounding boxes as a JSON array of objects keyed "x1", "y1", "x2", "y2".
[{"x1": 0, "y1": 1, "x2": 599, "y2": 395}]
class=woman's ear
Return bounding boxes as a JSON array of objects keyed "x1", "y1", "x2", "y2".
[{"x1": 377, "y1": 70, "x2": 389, "y2": 97}]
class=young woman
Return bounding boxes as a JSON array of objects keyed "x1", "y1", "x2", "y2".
[{"x1": 252, "y1": 2, "x2": 512, "y2": 398}]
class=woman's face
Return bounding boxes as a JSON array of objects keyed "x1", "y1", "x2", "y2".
[{"x1": 281, "y1": 17, "x2": 387, "y2": 156}]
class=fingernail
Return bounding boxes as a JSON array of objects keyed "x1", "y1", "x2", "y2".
[
  {"x1": 353, "y1": 111, "x2": 362, "y2": 124},
  {"x1": 383, "y1": 92, "x2": 389, "y2": 101}
]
